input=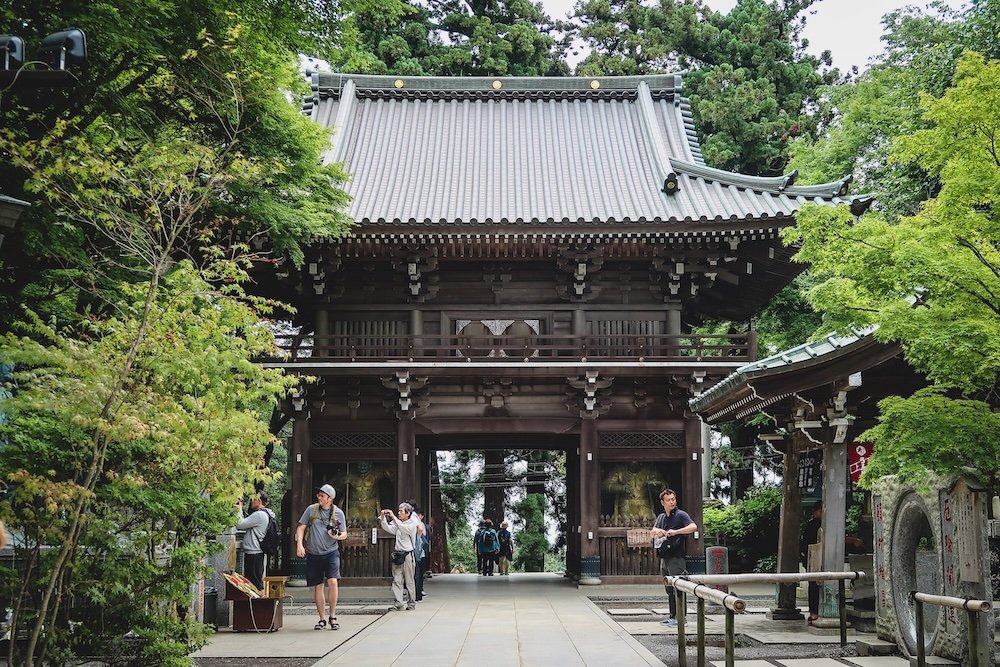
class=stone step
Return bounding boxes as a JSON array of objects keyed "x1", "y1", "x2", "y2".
[
  {"x1": 907, "y1": 657, "x2": 958, "y2": 667},
  {"x1": 855, "y1": 638, "x2": 897, "y2": 656}
]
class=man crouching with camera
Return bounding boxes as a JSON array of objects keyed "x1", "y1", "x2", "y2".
[
  {"x1": 295, "y1": 484, "x2": 348, "y2": 630},
  {"x1": 380, "y1": 503, "x2": 419, "y2": 610}
]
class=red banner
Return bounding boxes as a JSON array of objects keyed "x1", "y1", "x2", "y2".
[{"x1": 848, "y1": 442, "x2": 874, "y2": 483}]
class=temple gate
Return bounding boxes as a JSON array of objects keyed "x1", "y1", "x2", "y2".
[{"x1": 256, "y1": 73, "x2": 867, "y2": 583}]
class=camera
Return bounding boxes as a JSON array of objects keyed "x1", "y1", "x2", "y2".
[{"x1": 326, "y1": 520, "x2": 341, "y2": 534}]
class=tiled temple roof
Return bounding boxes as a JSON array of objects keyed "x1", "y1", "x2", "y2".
[{"x1": 306, "y1": 73, "x2": 871, "y2": 228}]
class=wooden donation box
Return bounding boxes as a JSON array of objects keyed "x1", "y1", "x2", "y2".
[{"x1": 223, "y1": 572, "x2": 284, "y2": 632}]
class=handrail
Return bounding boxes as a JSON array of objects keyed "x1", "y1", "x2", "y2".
[
  {"x1": 666, "y1": 576, "x2": 747, "y2": 667},
  {"x1": 667, "y1": 576, "x2": 746, "y2": 613},
  {"x1": 912, "y1": 591, "x2": 991, "y2": 667},
  {"x1": 264, "y1": 333, "x2": 756, "y2": 364},
  {"x1": 665, "y1": 571, "x2": 867, "y2": 667},
  {"x1": 683, "y1": 571, "x2": 866, "y2": 584}
]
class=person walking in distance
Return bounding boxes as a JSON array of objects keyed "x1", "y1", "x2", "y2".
[
  {"x1": 295, "y1": 484, "x2": 347, "y2": 630},
  {"x1": 651, "y1": 488, "x2": 697, "y2": 626},
  {"x1": 381, "y1": 502, "x2": 419, "y2": 610},
  {"x1": 473, "y1": 520, "x2": 486, "y2": 575},
  {"x1": 235, "y1": 492, "x2": 275, "y2": 590},
  {"x1": 477, "y1": 518, "x2": 500, "y2": 576},
  {"x1": 497, "y1": 521, "x2": 514, "y2": 575}
]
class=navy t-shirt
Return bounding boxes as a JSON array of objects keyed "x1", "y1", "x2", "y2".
[{"x1": 654, "y1": 508, "x2": 694, "y2": 553}]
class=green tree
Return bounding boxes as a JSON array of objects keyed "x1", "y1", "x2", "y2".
[
  {"x1": 702, "y1": 484, "x2": 781, "y2": 572},
  {"x1": 0, "y1": 12, "x2": 354, "y2": 664},
  {"x1": 511, "y1": 493, "x2": 547, "y2": 572},
  {"x1": 1, "y1": 263, "x2": 298, "y2": 666},
  {"x1": 783, "y1": 52, "x2": 1000, "y2": 495},
  {"x1": 787, "y1": 2, "x2": 972, "y2": 219},
  {"x1": 572, "y1": 0, "x2": 837, "y2": 174},
  {"x1": 0, "y1": 1, "x2": 354, "y2": 325},
  {"x1": 335, "y1": 0, "x2": 570, "y2": 76}
]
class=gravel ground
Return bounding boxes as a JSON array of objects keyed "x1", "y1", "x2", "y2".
[
  {"x1": 633, "y1": 634, "x2": 859, "y2": 666},
  {"x1": 192, "y1": 659, "x2": 317, "y2": 667}
]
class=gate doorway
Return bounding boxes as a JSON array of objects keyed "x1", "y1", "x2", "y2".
[{"x1": 425, "y1": 433, "x2": 573, "y2": 576}]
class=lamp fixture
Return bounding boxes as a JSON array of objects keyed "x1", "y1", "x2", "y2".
[
  {"x1": 37, "y1": 28, "x2": 87, "y2": 70},
  {"x1": 0, "y1": 35, "x2": 24, "y2": 71}
]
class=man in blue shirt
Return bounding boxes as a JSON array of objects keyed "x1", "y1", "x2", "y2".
[{"x1": 651, "y1": 488, "x2": 697, "y2": 626}]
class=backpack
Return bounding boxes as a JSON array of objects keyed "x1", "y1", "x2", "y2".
[
  {"x1": 482, "y1": 528, "x2": 498, "y2": 551},
  {"x1": 260, "y1": 512, "x2": 280, "y2": 556}
]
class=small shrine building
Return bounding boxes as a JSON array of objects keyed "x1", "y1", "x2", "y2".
[{"x1": 689, "y1": 328, "x2": 926, "y2": 620}]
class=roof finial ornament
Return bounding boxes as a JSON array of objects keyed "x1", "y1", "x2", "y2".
[
  {"x1": 779, "y1": 169, "x2": 798, "y2": 191},
  {"x1": 837, "y1": 175, "x2": 853, "y2": 197},
  {"x1": 662, "y1": 172, "x2": 680, "y2": 196}
]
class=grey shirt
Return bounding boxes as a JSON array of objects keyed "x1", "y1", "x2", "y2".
[
  {"x1": 298, "y1": 503, "x2": 346, "y2": 556},
  {"x1": 236, "y1": 507, "x2": 275, "y2": 555}
]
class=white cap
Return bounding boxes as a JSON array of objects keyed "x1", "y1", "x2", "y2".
[{"x1": 319, "y1": 484, "x2": 336, "y2": 499}]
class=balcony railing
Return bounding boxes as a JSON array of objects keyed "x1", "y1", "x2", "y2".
[{"x1": 264, "y1": 333, "x2": 757, "y2": 364}]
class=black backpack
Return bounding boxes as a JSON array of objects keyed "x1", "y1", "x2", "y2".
[{"x1": 260, "y1": 513, "x2": 280, "y2": 556}]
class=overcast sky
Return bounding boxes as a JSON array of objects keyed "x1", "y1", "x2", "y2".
[{"x1": 548, "y1": 0, "x2": 967, "y2": 72}]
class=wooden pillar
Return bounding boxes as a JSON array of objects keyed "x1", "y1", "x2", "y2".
[
  {"x1": 396, "y1": 418, "x2": 416, "y2": 503},
  {"x1": 701, "y1": 420, "x2": 713, "y2": 499},
  {"x1": 578, "y1": 419, "x2": 601, "y2": 584},
  {"x1": 819, "y1": 436, "x2": 848, "y2": 621},
  {"x1": 416, "y1": 443, "x2": 432, "y2": 511},
  {"x1": 314, "y1": 309, "x2": 329, "y2": 357},
  {"x1": 483, "y1": 449, "x2": 505, "y2": 525},
  {"x1": 771, "y1": 437, "x2": 804, "y2": 619},
  {"x1": 410, "y1": 309, "x2": 423, "y2": 358},
  {"x1": 565, "y1": 444, "x2": 580, "y2": 578},
  {"x1": 665, "y1": 301, "x2": 682, "y2": 335},
  {"x1": 290, "y1": 417, "x2": 312, "y2": 545},
  {"x1": 683, "y1": 416, "x2": 705, "y2": 556},
  {"x1": 287, "y1": 416, "x2": 312, "y2": 586}
]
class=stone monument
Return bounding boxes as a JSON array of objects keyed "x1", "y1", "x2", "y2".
[{"x1": 872, "y1": 472, "x2": 993, "y2": 665}]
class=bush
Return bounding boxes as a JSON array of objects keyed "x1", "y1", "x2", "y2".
[{"x1": 702, "y1": 485, "x2": 781, "y2": 572}]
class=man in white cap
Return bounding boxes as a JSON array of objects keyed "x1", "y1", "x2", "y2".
[{"x1": 295, "y1": 483, "x2": 348, "y2": 630}]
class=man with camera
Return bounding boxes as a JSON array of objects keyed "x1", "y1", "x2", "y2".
[
  {"x1": 235, "y1": 492, "x2": 274, "y2": 590},
  {"x1": 379, "y1": 502, "x2": 419, "y2": 610},
  {"x1": 295, "y1": 484, "x2": 348, "y2": 630}
]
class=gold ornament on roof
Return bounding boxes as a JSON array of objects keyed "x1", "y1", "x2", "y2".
[
  {"x1": 492, "y1": 80, "x2": 503, "y2": 90},
  {"x1": 590, "y1": 80, "x2": 600, "y2": 90},
  {"x1": 394, "y1": 79, "x2": 405, "y2": 89}
]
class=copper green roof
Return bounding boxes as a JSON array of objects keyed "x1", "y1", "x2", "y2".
[{"x1": 689, "y1": 327, "x2": 881, "y2": 423}]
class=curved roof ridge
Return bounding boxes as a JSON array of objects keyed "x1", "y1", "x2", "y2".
[
  {"x1": 313, "y1": 72, "x2": 687, "y2": 94},
  {"x1": 669, "y1": 158, "x2": 853, "y2": 198},
  {"x1": 688, "y1": 325, "x2": 881, "y2": 416}
]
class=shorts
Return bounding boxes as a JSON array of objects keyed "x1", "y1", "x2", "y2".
[{"x1": 306, "y1": 550, "x2": 341, "y2": 586}]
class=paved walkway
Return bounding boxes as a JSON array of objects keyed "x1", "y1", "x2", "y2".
[
  {"x1": 195, "y1": 574, "x2": 934, "y2": 667},
  {"x1": 196, "y1": 573, "x2": 663, "y2": 667}
]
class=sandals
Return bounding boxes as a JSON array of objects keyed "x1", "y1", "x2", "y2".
[
  {"x1": 329, "y1": 615, "x2": 339, "y2": 630},
  {"x1": 314, "y1": 618, "x2": 327, "y2": 630}
]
